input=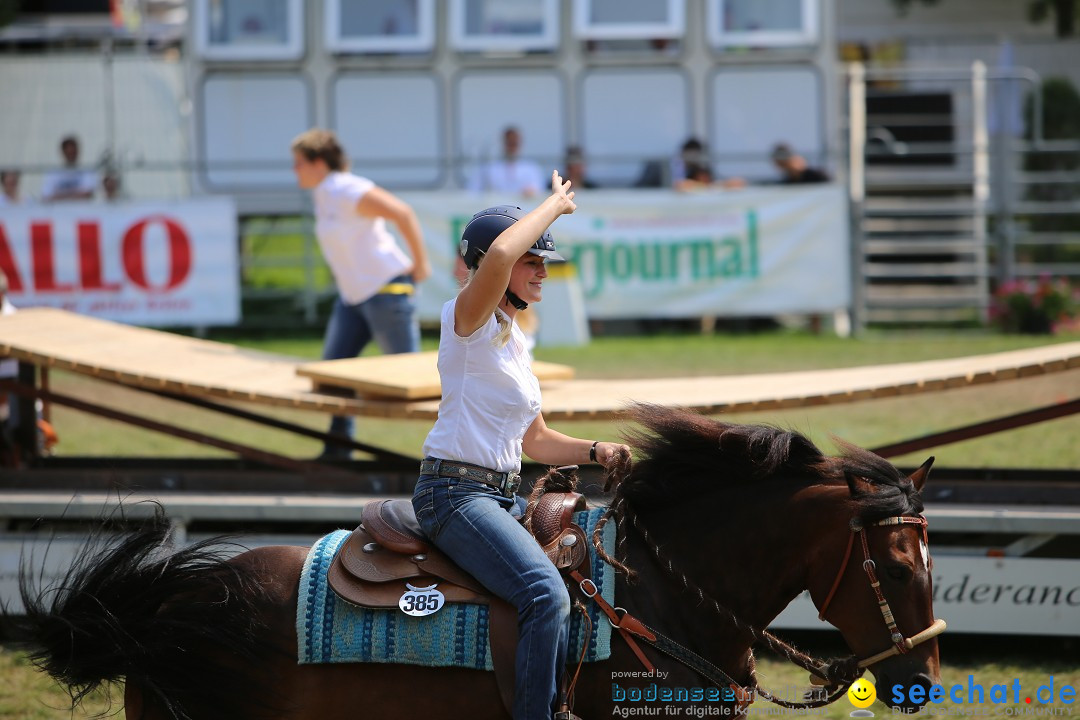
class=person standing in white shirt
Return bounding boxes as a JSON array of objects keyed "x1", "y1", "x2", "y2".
[
  {"x1": 40, "y1": 136, "x2": 97, "y2": 202},
  {"x1": 468, "y1": 126, "x2": 545, "y2": 197},
  {"x1": 292, "y1": 128, "x2": 432, "y2": 460}
]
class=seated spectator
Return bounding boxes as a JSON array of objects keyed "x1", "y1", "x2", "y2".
[
  {"x1": 634, "y1": 158, "x2": 666, "y2": 188},
  {"x1": 669, "y1": 137, "x2": 703, "y2": 188},
  {"x1": 101, "y1": 170, "x2": 127, "y2": 202},
  {"x1": 672, "y1": 137, "x2": 744, "y2": 191},
  {"x1": 467, "y1": 126, "x2": 544, "y2": 197},
  {"x1": 0, "y1": 170, "x2": 21, "y2": 205},
  {"x1": 41, "y1": 135, "x2": 97, "y2": 202},
  {"x1": 771, "y1": 143, "x2": 830, "y2": 184},
  {"x1": 565, "y1": 145, "x2": 598, "y2": 189},
  {"x1": 684, "y1": 161, "x2": 714, "y2": 185}
]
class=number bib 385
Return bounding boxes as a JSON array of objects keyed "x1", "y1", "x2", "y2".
[{"x1": 398, "y1": 583, "x2": 446, "y2": 617}]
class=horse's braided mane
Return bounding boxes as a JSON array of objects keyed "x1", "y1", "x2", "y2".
[{"x1": 612, "y1": 403, "x2": 923, "y2": 521}]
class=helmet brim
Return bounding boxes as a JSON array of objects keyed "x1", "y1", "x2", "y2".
[{"x1": 528, "y1": 248, "x2": 566, "y2": 263}]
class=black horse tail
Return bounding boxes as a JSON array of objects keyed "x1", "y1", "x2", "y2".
[{"x1": 11, "y1": 508, "x2": 282, "y2": 720}]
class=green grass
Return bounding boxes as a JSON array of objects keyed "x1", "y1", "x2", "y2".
[
  {"x1": 3, "y1": 643, "x2": 1076, "y2": 720},
  {"x1": 0, "y1": 647, "x2": 113, "y2": 720},
  {"x1": 214, "y1": 327, "x2": 1078, "y2": 377},
  {"x1": 534, "y1": 329, "x2": 1080, "y2": 376},
  {"x1": 750, "y1": 645, "x2": 1080, "y2": 720},
  {"x1": 209, "y1": 331, "x2": 441, "y2": 358},
  {"x1": 44, "y1": 330, "x2": 1080, "y2": 468}
]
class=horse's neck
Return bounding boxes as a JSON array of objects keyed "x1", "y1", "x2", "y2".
[
  {"x1": 613, "y1": 525, "x2": 754, "y2": 683},
  {"x1": 616, "y1": 486, "x2": 815, "y2": 671}
]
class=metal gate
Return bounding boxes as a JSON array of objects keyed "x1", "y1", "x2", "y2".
[{"x1": 846, "y1": 61, "x2": 1080, "y2": 330}]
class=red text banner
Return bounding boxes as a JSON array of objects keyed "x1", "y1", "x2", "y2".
[{"x1": 0, "y1": 198, "x2": 239, "y2": 326}]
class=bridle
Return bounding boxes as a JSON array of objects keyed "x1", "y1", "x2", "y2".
[
  {"x1": 583, "y1": 499, "x2": 947, "y2": 710},
  {"x1": 815, "y1": 514, "x2": 947, "y2": 673}
]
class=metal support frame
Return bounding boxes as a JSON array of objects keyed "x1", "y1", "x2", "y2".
[
  {"x1": 0, "y1": 379, "x2": 372, "y2": 479},
  {"x1": 847, "y1": 61, "x2": 866, "y2": 335},
  {"x1": 1003, "y1": 534, "x2": 1057, "y2": 557},
  {"x1": 971, "y1": 60, "x2": 991, "y2": 323},
  {"x1": 872, "y1": 398, "x2": 1080, "y2": 458},
  {"x1": 113, "y1": 379, "x2": 413, "y2": 463},
  {"x1": 10, "y1": 362, "x2": 38, "y2": 465}
]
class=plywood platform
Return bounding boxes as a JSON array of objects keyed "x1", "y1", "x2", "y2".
[
  {"x1": 0, "y1": 307, "x2": 383, "y2": 415},
  {"x1": 502, "y1": 343, "x2": 1080, "y2": 419},
  {"x1": 298, "y1": 352, "x2": 575, "y2": 400},
  {"x1": 2, "y1": 308, "x2": 1079, "y2": 421}
]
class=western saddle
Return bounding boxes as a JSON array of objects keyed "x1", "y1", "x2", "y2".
[{"x1": 327, "y1": 467, "x2": 590, "y2": 717}]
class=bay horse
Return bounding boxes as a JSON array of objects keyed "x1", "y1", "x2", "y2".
[{"x1": 13, "y1": 404, "x2": 943, "y2": 719}]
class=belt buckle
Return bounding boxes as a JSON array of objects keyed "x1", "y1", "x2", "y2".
[{"x1": 502, "y1": 471, "x2": 521, "y2": 496}]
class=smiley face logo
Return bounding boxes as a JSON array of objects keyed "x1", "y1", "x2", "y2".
[{"x1": 847, "y1": 678, "x2": 877, "y2": 709}]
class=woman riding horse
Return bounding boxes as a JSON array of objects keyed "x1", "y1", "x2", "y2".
[
  {"x1": 415, "y1": 170, "x2": 631, "y2": 719},
  {"x1": 12, "y1": 406, "x2": 943, "y2": 720}
]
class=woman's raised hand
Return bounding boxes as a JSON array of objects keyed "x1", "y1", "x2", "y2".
[{"x1": 550, "y1": 170, "x2": 576, "y2": 215}]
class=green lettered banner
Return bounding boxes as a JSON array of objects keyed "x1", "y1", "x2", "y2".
[{"x1": 400, "y1": 185, "x2": 850, "y2": 321}]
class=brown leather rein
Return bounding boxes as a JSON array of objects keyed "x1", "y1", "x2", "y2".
[
  {"x1": 576, "y1": 509, "x2": 947, "y2": 708},
  {"x1": 815, "y1": 515, "x2": 947, "y2": 675}
]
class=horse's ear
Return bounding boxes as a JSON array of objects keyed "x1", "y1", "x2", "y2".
[
  {"x1": 845, "y1": 472, "x2": 875, "y2": 496},
  {"x1": 908, "y1": 456, "x2": 934, "y2": 493}
]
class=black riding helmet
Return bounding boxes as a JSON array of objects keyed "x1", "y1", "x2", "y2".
[
  {"x1": 459, "y1": 205, "x2": 566, "y2": 310},
  {"x1": 459, "y1": 205, "x2": 565, "y2": 271}
]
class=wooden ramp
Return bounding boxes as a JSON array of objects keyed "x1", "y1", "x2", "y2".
[
  {"x1": 498, "y1": 343, "x2": 1080, "y2": 420},
  {"x1": 0, "y1": 307, "x2": 374, "y2": 415},
  {"x1": 1, "y1": 308, "x2": 1079, "y2": 422},
  {"x1": 298, "y1": 352, "x2": 575, "y2": 400}
]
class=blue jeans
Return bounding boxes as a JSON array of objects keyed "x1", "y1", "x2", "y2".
[
  {"x1": 322, "y1": 278, "x2": 419, "y2": 450},
  {"x1": 412, "y1": 474, "x2": 571, "y2": 720}
]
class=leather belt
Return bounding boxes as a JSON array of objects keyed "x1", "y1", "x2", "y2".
[{"x1": 420, "y1": 458, "x2": 521, "y2": 496}]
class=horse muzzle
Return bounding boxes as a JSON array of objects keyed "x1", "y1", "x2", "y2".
[{"x1": 879, "y1": 671, "x2": 937, "y2": 712}]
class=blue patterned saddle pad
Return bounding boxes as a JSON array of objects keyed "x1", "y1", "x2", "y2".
[{"x1": 297, "y1": 507, "x2": 616, "y2": 669}]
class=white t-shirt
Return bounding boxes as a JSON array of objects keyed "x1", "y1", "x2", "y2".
[
  {"x1": 422, "y1": 298, "x2": 542, "y2": 474},
  {"x1": 312, "y1": 172, "x2": 412, "y2": 305},
  {"x1": 40, "y1": 168, "x2": 97, "y2": 200},
  {"x1": 468, "y1": 159, "x2": 544, "y2": 196}
]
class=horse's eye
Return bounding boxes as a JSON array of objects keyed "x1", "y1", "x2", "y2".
[{"x1": 886, "y1": 565, "x2": 911, "y2": 583}]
